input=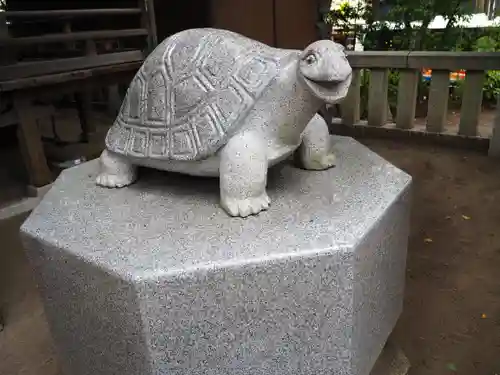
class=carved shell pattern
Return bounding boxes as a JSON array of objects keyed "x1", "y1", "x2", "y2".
[{"x1": 105, "y1": 28, "x2": 281, "y2": 161}]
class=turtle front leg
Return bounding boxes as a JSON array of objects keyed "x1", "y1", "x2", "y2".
[
  {"x1": 220, "y1": 131, "x2": 270, "y2": 217},
  {"x1": 297, "y1": 113, "x2": 336, "y2": 170},
  {"x1": 96, "y1": 149, "x2": 137, "y2": 188}
]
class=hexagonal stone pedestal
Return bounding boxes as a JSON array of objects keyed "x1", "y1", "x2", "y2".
[{"x1": 21, "y1": 136, "x2": 412, "y2": 375}]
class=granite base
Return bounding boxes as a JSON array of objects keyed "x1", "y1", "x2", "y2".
[{"x1": 21, "y1": 136, "x2": 412, "y2": 375}]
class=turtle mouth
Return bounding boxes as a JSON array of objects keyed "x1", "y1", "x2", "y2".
[{"x1": 303, "y1": 73, "x2": 352, "y2": 104}]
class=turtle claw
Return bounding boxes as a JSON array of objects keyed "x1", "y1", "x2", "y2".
[{"x1": 221, "y1": 193, "x2": 271, "y2": 218}]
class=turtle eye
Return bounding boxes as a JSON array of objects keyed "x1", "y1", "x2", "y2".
[{"x1": 304, "y1": 53, "x2": 317, "y2": 65}]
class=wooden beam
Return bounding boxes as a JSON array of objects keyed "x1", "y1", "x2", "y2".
[
  {"x1": 4, "y1": 9, "x2": 142, "y2": 18},
  {"x1": 14, "y1": 94, "x2": 53, "y2": 187},
  {"x1": 0, "y1": 62, "x2": 141, "y2": 92},
  {"x1": 0, "y1": 50, "x2": 144, "y2": 81},
  {"x1": 0, "y1": 29, "x2": 148, "y2": 46}
]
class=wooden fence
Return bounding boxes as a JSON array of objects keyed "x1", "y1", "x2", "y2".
[
  {"x1": 0, "y1": 3, "x2": 156, "y2": 189},
  {"x1": 330, "y1": 51, "x2": 500, "y2": 156}
]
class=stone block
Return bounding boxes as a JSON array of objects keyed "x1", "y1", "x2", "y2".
[{"x1": 21, "y1": 136, "x2": 412, "y2": 375}]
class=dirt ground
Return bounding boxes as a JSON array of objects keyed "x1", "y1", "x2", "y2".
[
  {"x1": 1, "y1": 138, "x2": 500, "y2": 375},
  {"x1": 364, "y1": 139, "x2": 500, "y2": 375}
]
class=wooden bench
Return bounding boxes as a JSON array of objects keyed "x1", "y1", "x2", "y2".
[{"x1": 0, "y1": 2, "x2": 157, "y2": 189}]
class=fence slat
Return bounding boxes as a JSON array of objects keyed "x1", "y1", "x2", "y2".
[
  {"x1": 341, "y1": 68, "x2": 361, "y2": 126},
  {"x1": 459, "y1": 70, "x2": 485, "y2": 137},
  {"x1": 368, "y1": 69, "x2": 389, "y2": 127},
  {"x1": 396, "y1": 69, "x2": 419, "y2": 129},
  {"x1": 426, "y1": 70, "x2": 449, "y2": 132}
]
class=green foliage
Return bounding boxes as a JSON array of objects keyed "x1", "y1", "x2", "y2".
[
  {"x1": 325, "y1": 1, "x2": 373, "y2": 33},
  {"x1": 328, "y1": 0, "x2": 500, "y2": 110},
  {"x1": 326, "y1": 0, "x2": 474, "y2": 52},
  {"x1": 474, "y1": 34, "x2": 500, "y2": 52},
  {"x1": 469, "y1": 31, "x2": 500, "y2": 105},
  {"x1": 325, "y1": 1, "x2": 374, "y2": 49},
  {"x1": 483, "y1": 71, "x2": 500, "y2": 103},
  {"x1": 375, "y1": 0, "x2": 472, "y2": 51}
]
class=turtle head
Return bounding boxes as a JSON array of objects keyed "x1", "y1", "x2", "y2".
[{"x1": 298, "y1": 40, "x2": 352, "y2": 104}]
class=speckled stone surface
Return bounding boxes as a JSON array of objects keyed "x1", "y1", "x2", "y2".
[{"x1": 21, "y1": 136, "x2": 412, "y2": 375}]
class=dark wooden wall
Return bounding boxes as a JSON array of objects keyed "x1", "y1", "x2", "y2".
[
  {"x1": 212, "y1": 0, "x2": 318, "y2": 49},
  {"x1": 211, "y1": 0, "x2": 275, "y2": 46},
  {"x1": 153, "y1": 0, "x2": 212, "y2": 42},
  {"x1": 5, "y1": 0, "x2": 140, "y2": 38},
  {"x1": 275, "y1": 0, "x2": 317, "y2": 49},
  {"x1": 4, "y1": 0, "x2": 319, "y2": 49}
]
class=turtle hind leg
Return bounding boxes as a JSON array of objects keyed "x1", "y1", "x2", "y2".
[
  {"x1": 220, "y1": 131, "x2": 270, "y2": 218},
  {"x1": 96, "y1": 149, "x2": 137, "y2": 188}
]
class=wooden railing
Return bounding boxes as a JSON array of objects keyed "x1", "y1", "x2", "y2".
[
  {"x1": 0, "y1": 3, "x2": 156, "y2": 81},
  {"x1": 0, "y1": 3, "x2": 157, "y2": 189},
  {"x1": 330, "y1": 51, "x2": 500, "y2": 156}
]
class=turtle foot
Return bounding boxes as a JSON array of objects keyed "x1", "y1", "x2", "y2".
[
  {"x1": 96, "y1": 172, "x2": 135, "y2": 188},
  {"x1": 221, "y1": 193, "x2": 271, "y2": 218},
  {"x1": 95, "y1": 149, "x2": 137, "y2": 188},
  {"x1": 302, "y1": 152, "x2": 336, "y2": 170}
]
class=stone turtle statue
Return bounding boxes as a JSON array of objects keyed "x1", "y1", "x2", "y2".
[{"x1": 97, "y1": 28, "x2": 352, "y2": 217}]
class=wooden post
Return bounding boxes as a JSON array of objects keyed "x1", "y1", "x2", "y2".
[
  {"x1": 3, "y1": 13, "x2": 52, "y2": 187},
  {"x1": 63, "y1": 21, "x2": 76, "y2": 51},
  {"x1": 75, "y1": 40, "x2": 98, "y2": 142},
  {"x1": 14, "y1": 93, "x2": 53, "y2": 187},
  {"x1": 140, "y1": 0, "x2": 158, "y2": 53},
  {"x1": 0, "y1": 13, "x2": 15, "y2": 65}
]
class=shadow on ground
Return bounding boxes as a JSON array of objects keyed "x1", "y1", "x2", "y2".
[{"x1": 1, "y1": 139, "x2": 500, "y2": 375}]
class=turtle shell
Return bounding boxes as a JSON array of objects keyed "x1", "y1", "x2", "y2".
[{"x1": 105, "y1": 28, "x2": 287, "y2": 161}]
